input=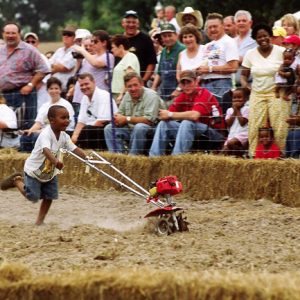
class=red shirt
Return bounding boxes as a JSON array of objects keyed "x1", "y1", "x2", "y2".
[
  {"x1": 168, "y1": 87, "x2": 224, "y2": 129},
  {"x1": 255, "y1": 143, "x2": 281, "y2": 159}
]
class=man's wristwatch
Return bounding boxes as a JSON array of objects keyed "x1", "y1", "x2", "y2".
[
  {"x1": 126, "y1": 116, "x2": 131, "y2": 123},
  {"x1": 176, "y1": 86, "x2": 182, "y2": 91},
  {"x1": 27, "y1": 82, "x2": 34, "y2": 88},
  {"x1": 167, "y1": 111, "x2": 174, "y2": 119}
]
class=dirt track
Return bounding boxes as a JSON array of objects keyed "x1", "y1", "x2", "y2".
[{"x1": 1, "y1": 187, "x2": 300, "y2": 275}]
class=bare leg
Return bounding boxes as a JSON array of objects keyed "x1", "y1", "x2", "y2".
[
  {"x1": 14, "y1": 176, "x2": 26, "y2": 198},
  {"x1": 35, "y1": 199, "x2": 52, "y2": 226}
]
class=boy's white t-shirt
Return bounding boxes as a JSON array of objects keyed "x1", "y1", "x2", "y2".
[
  {"x1": 35, "y1": 98, "x2": 75, "y2": 131},
  {"x1": 24, "y1": 126, "x2": 77, "y2": 182}
]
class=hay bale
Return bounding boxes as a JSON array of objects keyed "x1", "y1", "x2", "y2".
[
  {"x1": 1, "y1": 149, "x2": 300, "y2": 206},
  {"x1": 1, "y1": 265, "x2": 300, "y2": 299}
]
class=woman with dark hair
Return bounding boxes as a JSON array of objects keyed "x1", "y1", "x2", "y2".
[
  {"x1": 110, "y1": 34, "x2": 140, "y2": 104},
  {"x1": 72, "y1": 30, "x2": 114, "y2": 111},
  {"x1": 241, "y1": 24, "x2": 289, "y2": 157},
  {"x1": 176, "y1": 24, "x2": 203, "y2": 81}
]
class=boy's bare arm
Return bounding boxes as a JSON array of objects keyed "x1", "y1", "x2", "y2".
[
  {"x1": 72, "y1": 147, "x2": 87, "y2": 160},
  {"x1": 43, "y1": 147, "x2": 63, "y2": 169}
]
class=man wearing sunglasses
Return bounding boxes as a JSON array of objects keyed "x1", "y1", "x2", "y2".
[
  {"x1": 24, "y1": 32, "x2": 51, "y2": 110},
  {"x1": 0, "y1": 22, "x2": 50, "y2": 129},
  {"x1": 48, "y1": 25, "x2": 77, "y2": 94}
]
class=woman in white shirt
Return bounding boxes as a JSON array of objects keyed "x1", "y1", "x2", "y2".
[
  {"x1": 176, "y1": 24, "x2": 204, "y2": 81},
  {"x1": 20, "y1": 77, "x2": 75, "y2": 152}
]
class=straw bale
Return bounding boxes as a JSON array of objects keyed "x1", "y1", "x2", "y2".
[
  {"x1": 1, "y1": 149, "x2": 300, "y2": 206},
  {"x1": 1, "y1": 265, "x2": 300, "y2": 299}
]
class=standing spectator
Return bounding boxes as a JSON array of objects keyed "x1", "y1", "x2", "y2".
[
  {"x1": 224, "y1": 16, "x2": 237, "y2": 38},
  {"x1": 122, "y1": 10, "x2": 157, "y2": 85},
  {"x1": 24, "y1": 32, "x2": 51, "y2": 110},
  {"x1": 0, "y1": 22, "x2": 49, "y2": 129},
  {"x1": 0, "y1": 93, "x2": 19, "y2": 148},
  {"x1": 272, "y1": 27, "x2": 287, "y2": 46},
  {"x1": 71, "y1": 73, "x2": 117, "y2": 150},
  {"x1": 241, "y1": 24, "x2": 288, "y2": 157},
  {"x1": 286, "y1": 85, "x2": 300, "y2": 158},
  {"x1": 151, "y1": 24, "x2": 185, "y2": 106},
  {"x1": 111, "y1": 34, "x2": 140, "y2": 104},
  {"x1": 149, "y1": 70, "x2": 224, "y2": 156},
  {"x1": 280, "y1": 14, "x2": 300, "y2": 36},
  {"x1": 234, "y1": 10, "x2": 257, "y2": 87},
  {"x1": 49, "y1": 25, "x2": 77, "y2": 93},
  {"x1": 104, "y1": 72, "x2": 161, "y2": 155},
  {"x1": 176, "y1": 24, "x2": 204, "y2": 81},
  {"x1": 151, "y1": 2, "x2": 166, "y2": 29},
  {"x1": 197, "y1": 13, "x2": 239, "y2": 102},
  {"x1": 165, "y1": 5, "x2": 180, "y2": 33},
  {"x1": 72, "y1": 30, "x2": 114, "y2": 110}
]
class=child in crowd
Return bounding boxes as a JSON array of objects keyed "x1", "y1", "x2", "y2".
[
  {"x1": 19, "y1": 77, "x2": 75, "y2": 152},
  {"x1": 275, "y1": 48, "x2": 296, "y2": 100},
  {"x1": 1, "y1": 105, "x2": 87, "y2": 225},
  {"x1": 222, "y1": 88, "x2": 249, "y2": 157},
  {"x1": 254, "y1": 127, "x2": 281, "y2": 159}
]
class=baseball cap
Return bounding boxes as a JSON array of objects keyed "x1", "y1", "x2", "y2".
[
  {"x1": 179, "y1": 70, "x2": 197, "y2": 82},
  {"x1": 24, "y1": 32, "x2": 39, "y2": 41},
  {"x1": 283, "y1": 35, "x2": 300, "y2": 46},
  {"x1": 272, "y1": 26, "x2": 287, "y2": 38},
  {"x1": 160, "y1": 23, "x2": 176, "y2": 34},
  {"x1": 124, "y1": 10, "x2": 138, "y2": 18},
  {"x1": 75, "y1": 29, "x2": 92, "y2": 40}
]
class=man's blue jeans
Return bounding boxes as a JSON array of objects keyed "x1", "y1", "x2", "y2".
[
  {"x1": 104, "y1": 123, "x2": 153, "y2": 155},
  {"x1": 286, "y1": 129, "x2": 300, "y2": 158},
  {"x1": 149, "y1": 120, "x2": 224, "y2": 156}
]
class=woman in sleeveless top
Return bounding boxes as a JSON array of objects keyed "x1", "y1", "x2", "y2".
[{"x1": 176, "y1": 24, "x2": 204, "y2": 81}]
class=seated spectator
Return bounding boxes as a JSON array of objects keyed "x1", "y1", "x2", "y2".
[
  {"x1": 286, "y1": 85, "x2": 300, "y2": 158},
  {"x1": 255, "y1": 127, "x2": 281, "y2": 159},
  {"x1": 0, "y1": 93, "x2": 19, "y2": 148},
  {"x1": 20, "y1": 77, "x2": 75, "y2": 152},
  {"x1": 149, "y1": 70, "x2": 225, "y2": 156},
  {"x1": 104, "y1": 72, "x2": 161, "y2": 155},
  {"x1": 71, "y1": 73, "x2": 118, "y2": 150},
  {"x1": 222, "y1": 88, "x2": 249, "y2": 157}
]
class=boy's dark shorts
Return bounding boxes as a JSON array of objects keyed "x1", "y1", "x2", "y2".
[{"x1": 24, "y1": 173, "x2": 58, "y2": 202}]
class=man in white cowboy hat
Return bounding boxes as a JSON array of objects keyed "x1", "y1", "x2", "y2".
[
  {"x1": 176, "y1": 7, "x2": 203, "y2": 30},
  {"x1": 176, "y1": 7, "x2": 209, "y2": 43}
]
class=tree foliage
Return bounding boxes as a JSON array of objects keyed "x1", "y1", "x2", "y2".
[{"x1": 0, "y1": 0, "x2": 299, "y2": 40}]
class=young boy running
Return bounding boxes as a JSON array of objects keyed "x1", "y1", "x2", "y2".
[{"x1": 1, "y1": 105, "x2": 87, "y2": 225}]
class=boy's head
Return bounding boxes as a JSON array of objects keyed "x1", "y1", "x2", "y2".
[
  {"x1": 258, "y1": 127, "x2": 274, "y2": 147},
  {"x1": 283, "y1": 48, "x2": 295, "y2": 66},
  {"x1": 48, "y1": 105, "x2": 70, "y2": 132}
]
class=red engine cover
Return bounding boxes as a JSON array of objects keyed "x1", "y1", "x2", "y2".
[{"x1": 156, "y1": 176, "x2": 182, "y2": 195}]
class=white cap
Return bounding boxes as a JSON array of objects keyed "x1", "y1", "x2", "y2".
[{"x1": 75, "y1": 29, "x2": 92, "y2": 40}]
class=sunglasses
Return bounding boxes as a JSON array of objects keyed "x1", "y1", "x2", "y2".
[
  {"x1": 26, "y1": 40, "x2": 36, "y2": 44},
  {"x1": 62, "y1": 32, "x2": 75, "y2": 37}
]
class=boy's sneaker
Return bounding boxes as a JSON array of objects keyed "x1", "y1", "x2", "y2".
[{"x1": 0, "y1": 172, "x2": 23, "y2": 190}]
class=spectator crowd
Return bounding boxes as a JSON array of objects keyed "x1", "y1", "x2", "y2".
[{"x1": 1, "y1": 6, "x2": 300, "y2": 159}]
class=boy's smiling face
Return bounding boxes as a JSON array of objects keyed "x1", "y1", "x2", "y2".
[{"x1": 50, "y1": 108, "x2": 70, "y2": 132}]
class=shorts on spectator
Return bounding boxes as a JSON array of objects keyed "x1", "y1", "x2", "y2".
[{"x1": 24, "y1": 173, "x2": 58, "y2": 202}]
